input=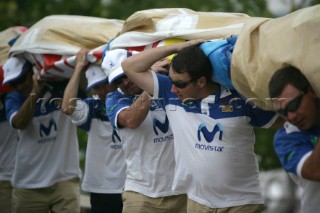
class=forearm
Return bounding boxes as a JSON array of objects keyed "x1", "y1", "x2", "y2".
[
  {"x1": 301, "y1": 138, "x2": 320, "y2": 180},
  {"x1": 11, "y1": 90, "x2": 41, "y2": 129},
  {"x1": 118, "y1": 91, "x2": 151, "y2": 129},
  {"x1": 270, "y1": 117, "x2": 285, "y2": 129},
  {"x1": 62, "y1": 48, "x2": 88, "y2": 115},
  {"x1": 61, "y1": 68, "x2": 83, "y2": 115},
  {"x1": 123, "y1": 44, "x2": 178, "y2": 77},
  {"x1": 123, "y1": 40, "x2": 204, "y2": 75}
]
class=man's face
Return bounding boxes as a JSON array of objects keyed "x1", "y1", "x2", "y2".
[
  {"x1": 91, "y1": 82, "x2": 116, "y2": 101},
  {"x1": 272, "y1": 84, "x2": 318, "y2": 130},
  {"x1": 169, "y1": 69, "x2": 200, "y2": 103},
  {"x1": 9, "y1": 71, "x2": 33, "y2": 96},
  {"x1": 115, "y1": 76, "x2": 142, "y2": 96}
]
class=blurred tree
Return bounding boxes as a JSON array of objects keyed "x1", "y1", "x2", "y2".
[
  {"x1": 1, "y1": 0, "x2": 319, "y2": 30},
  {"x1": 77, "y1": 127, "x2": 88, "y2": 170},
  {"x1": 103, "y1": 0, "x2": 274, "y2": 20},
  {"x1": 254, "y1": 128, "x2": 282, "y2": 170}
]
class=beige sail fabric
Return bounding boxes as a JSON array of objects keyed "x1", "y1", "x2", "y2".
[
  {"x1": 10, "y1": 15, "x2": 123, "y2": 56},
  {"x1": 110, "y1": 8, "x2": 252, "y2": 49},
  {"x1": 8, "y1": 15, "x2": 123, "y2": 80},
  {"x1": 0, "y1": 26, "x2": 27, "y2": 92},
  {"x1": 0, "y1": 26, "x2": 27, "y2": 64},
  {"x1": 231, "y1": 5, "x2": 320, "y2": 110}
]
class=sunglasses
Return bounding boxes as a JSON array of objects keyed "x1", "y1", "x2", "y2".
[
  {"x1": 276, "y1": 92, "x2": 304, "y2": 117},
  {"x1": 169, "y1": 76, "x2": 197, "y2": 89}
]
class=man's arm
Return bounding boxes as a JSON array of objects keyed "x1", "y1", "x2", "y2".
[
  {"x1": 117, "y1": 91, "x2": 151, "y2": 129},
  {"x1": 270, "y1": 117, "x2": 285, "y2": 129},
  {"x1": 122, "y1": 39, "x2": 204, "y2": 95},
  {"x1": 11, "y1": 73, "x2": 44, "y2": 129},
  {"x1": 301, "y1": 138, "x2": 320, "y2": 180},
  {"x1": 62, "y1": 48, "x2": 89, "y2": 115}
]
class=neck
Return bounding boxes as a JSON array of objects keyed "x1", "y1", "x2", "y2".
[{"x1": 199, "y1": 82, "x2": 219, "y2": 99}]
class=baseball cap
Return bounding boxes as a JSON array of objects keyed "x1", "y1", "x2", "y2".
[
  {"x1": 101, "y1": 49, "x2": 131, "y2": 85},
  {"x1": 2, "y1": 56, "x2": 32, "y2": 86},
  {"x1": 85, "y1": 64, "x2": 108, "y2": 91}
]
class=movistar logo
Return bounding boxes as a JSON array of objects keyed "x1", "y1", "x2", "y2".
[
  {"x1": 39, "y1": 118, "x2": 57, "y2": 137},
  {"x1": 197, "y1": 123, "x2": 223, "y2": 142},
  {"x1": 153, "y1": 116, "x2": 169, "y2": 135},
  {"x1": 112, "y1": 128, "x2": 121, "y2": 142}
]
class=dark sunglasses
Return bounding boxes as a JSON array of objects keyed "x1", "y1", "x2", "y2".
[
  {"x1": 8, "y1": 73, "x2": 29, "y2": 88},
  {"x1": 276, "y1": 92, "x2": 304, "y2": 117},
  {"x1": 169, "y1": 76, "x2": 197, "y2": 89}
]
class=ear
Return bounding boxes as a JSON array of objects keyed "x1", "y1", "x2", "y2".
[
  {"x1": 197, "y1": 76, "x2": 207, "y2": 88},
  {"x1": 308, "y1": 86, "x2": 317, "y2": 98}
]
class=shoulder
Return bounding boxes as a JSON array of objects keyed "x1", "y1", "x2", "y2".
[
  {"x1": 107, "y1": 90, "x2": 124, "y2": 100},
  {"x1": 5, "y1": 91, "x2": 25, "y2": 108},
  {"x1": 274, "y1": 122, "x2": 316, "y2": 153},
  {"x1": 275, "y1": 122, "x2": 311, "y2": 139}
]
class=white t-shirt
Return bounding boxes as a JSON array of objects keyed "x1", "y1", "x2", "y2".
[
  {"x1": 5, "y1": 84, "x2": 81, "y2": 188},
  {"x1": 275, "y1": 122, "x2": 320, "y2": 213},
  {"x1": 152, "y1": 72, "x2": 278, "y2": 208},
  {"x1": 70, "y1": 98, "x2": 126, "y2": 194},
  {"x1": 0, "y1": 94, "x2": 19, "y2": 181},
  {"x1": 106, "y1": 89, "x2": 177, "y2": 198}
]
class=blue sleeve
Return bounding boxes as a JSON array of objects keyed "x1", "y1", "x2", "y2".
[
  {"x1": 5, "y1": 92, "x2": 25, "y2": 123},
  {"x1": 76, "y1": 99, "x2": 93, "y2": 132},
  {"x1": 274, "y1": 128, "x2": 315, "y2": 175},
  {"x1": 105, "y1": 91, "x2": 132, "y2": 128},
  {"x1": 200, "y1": 37, "x2": 237, "y2": 90},
  {"x1": 77, "y1": 98, "x2": 109, "y2": 132},
  {"x1": 244, "y1": 102, "x2": 277, "y2": 128},
  {"x1": 156, "y1": 74, "x2": 173, "y2": 102}
]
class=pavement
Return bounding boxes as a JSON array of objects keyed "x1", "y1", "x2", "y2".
[{"x1": 80, "y1": 192, "x2": 91, "y2": 213}]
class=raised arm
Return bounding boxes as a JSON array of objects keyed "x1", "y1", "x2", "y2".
[
  {"x1": 61, "y1": 48, "x2": 89, "y2": 115},
  {"x1": 117, "y1": 91, "x2": 152, "y2": 129},
  {"x1": 11, "y1": 72, "x2": 44, "y2": 129},
  {"x1": 122, "y1": 39, "x2": 204, "y2": 95}
]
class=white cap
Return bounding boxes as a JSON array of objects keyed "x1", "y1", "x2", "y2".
[
  {"x1": 85, "y1": 64, "x2": 108, "y2": 90},
  {"x1": 101, "y1": 49, "x2": 130, "y2": 85},
  {"x1": 2, "y1": 56, "x2": 32, "y2": 85}
]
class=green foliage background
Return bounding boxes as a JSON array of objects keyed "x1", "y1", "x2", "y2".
[
  {"x1": 2, "y1": 0, "x2": 319, "y2": 170},
  {"x1": 2, "y1": 0, "x2": 320, "y2": 30}
]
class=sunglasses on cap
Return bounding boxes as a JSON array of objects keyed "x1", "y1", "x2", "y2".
[
  {"x1": 169, "y1": 76, "x2": 198, "y2": 89},
  {"x1": 276, "y1": 92, "x2": 304, "y2": 117}
]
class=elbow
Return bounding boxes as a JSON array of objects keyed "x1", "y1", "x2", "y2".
[
  {"x1": 121, "y1": 60, "x2": 130, "y2": 75},
  {"x1": 61, "y1": 102, "x2": 75, "y2": 116},
  {"x1": 301, "y1": 159, "x2": 320, "y2": 181},
  {"x1": 124, "y1": 117, "x2": 140, "y2": 129},
  {"x1": 118, "y1": 117, "x2": 140, "y2": 129},
  {"x1": 302, "y1": 172, "x2": 320, "y2": 181},
  {"x1": 12, "y1": 121, "x2": 28, "y2": 130},
  {"x1": 126, "y1": 121, "x2": 140, "y2": 129},
  {"x1": 61, "y1": 107, "x2": 74, "y2": 116}
]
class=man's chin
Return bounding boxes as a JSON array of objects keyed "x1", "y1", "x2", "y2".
[{"x1": 297, "y1": 122, "x2": 312, "y2": 131}]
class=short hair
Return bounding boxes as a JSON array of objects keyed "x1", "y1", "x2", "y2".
[
  {"x1": 171, "y1": 45, "x2": 213, "y2": 81},
  {"x1": 268, "y1": 65, "x2": 310, "y2": 98}
]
